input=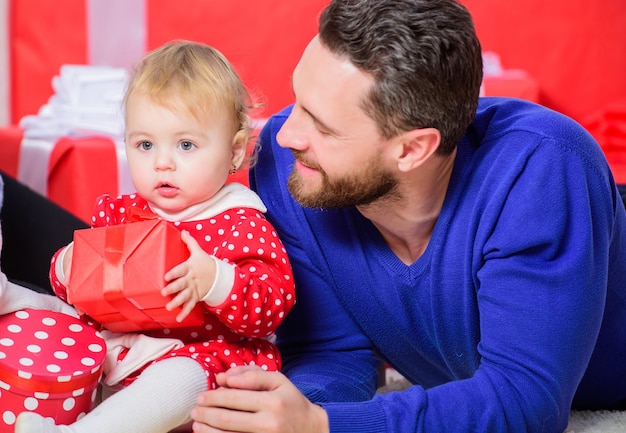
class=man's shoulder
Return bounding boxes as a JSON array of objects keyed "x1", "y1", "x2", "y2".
[
  {"x1": 273, "y1": 104, "x2": 294, "y2": 119},
  {"x1": 475, "y1": 97, "x2": 586, "y2": 139},
  {"x1": 473, "y1": 97, "x2": 603, "y2": 162},
  {"x1": 256, "y1": 105, "x2": 296, "y2": 166},
  {"x1": 265, "y1": 105, "x2": 294, "y2": 130}
]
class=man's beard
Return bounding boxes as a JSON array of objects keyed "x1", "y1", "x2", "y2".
[{"x1": 287, "y1": 150, "x2": 397, "y2": 208}]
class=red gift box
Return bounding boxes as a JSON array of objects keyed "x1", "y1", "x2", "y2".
[
  {"x1": 68, "y1": 219, "x2": 205, "y2": 332},
  {"x1": 0, "y1": 309, "x2": 105, "y2": 431},
  {"x1": 7, "y1": 0, "x2": 329, "y2": 125},
  {"x1": 4, "y1": 0, "x2": 327, "y2": 222}
]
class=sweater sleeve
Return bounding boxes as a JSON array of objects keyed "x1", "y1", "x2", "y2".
[
  {"x1": 251, "y1": 115, "x2": 428, "y2": 427},
  {"x1": 250, "y1": 108, "x2": 381, "y2": 403}
]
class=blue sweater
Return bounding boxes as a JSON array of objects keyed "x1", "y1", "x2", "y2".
[{"x1": 249, "y1": 97, "x2": 626, "y2": 433}]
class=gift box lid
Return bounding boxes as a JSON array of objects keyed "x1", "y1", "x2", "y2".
[{"x1": 0, "y1": 309, "x2": 105, "y2": 394}]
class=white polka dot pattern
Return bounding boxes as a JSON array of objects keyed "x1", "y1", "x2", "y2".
[
  {"x1": 50, "y1": 193, "x2": 296, "y2": 391},
  {"x1": 0, "y1": 310, "x2": 105, "y2": 429}
]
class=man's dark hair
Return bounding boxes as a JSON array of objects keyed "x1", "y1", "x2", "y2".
[{"x1": 319, "y1": 0, "x2": 483, "y2": 154}]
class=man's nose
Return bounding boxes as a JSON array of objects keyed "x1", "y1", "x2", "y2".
[{"x1": 276, "y1": 111, "x2": 309, "y2": 151}]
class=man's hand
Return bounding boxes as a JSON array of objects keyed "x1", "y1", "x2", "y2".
[
  {"x1": 162, "y1": 230, "x2": 216, "y2": 322},
  {"x1": 190, "y1": 365, "x2": 330, "y2": 433}
]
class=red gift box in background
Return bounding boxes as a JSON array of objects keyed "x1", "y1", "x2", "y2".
[
  {"x1": 69, "y1": 220, "x2": 205, "y2": 333},
  {"x1": 7, "y1": 0, "x2": 626, "y2": 129},
  {"x1": 582, "y1": 102, "x2": 626, "y2": 184},
  {"x1": 1, "y1": 0, "x2": 329, "y2": 223},
  {"x1": 7, "y1": 0, "x2": 329, "y2": 126},
  {"x1": 0, "y1": 309, "x2": 105, "y2": 432},
  {"x1": 0, "y1": 0, "x2": 550, "y2": 225},
  {"x1": 5, "y1": 0, "x2": 626, "y2": 223}
]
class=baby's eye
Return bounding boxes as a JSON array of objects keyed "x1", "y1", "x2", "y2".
[
  {"x1": 179, "y1": 141, "x2": 196, "y2": 151},
  {"x1": 139, "y1": 141, "x2": 153, "y2": 151}
]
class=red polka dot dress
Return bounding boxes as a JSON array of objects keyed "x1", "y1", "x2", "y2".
[{"x1": 49, "y1": 183, "x2": 295, "y2": 390}]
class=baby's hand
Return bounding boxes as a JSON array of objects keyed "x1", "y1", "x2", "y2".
[{"x1": 162, "y1": 230, "x2": 216, "y2": 322}]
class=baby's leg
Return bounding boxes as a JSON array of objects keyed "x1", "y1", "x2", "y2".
[{"x1": 15, "y1": 356, "x2": 208, "y2": 433}]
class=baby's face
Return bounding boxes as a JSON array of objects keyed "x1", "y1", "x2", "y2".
[{"x1": 124, "y1": 93, "x2": 237, "y2": 215}]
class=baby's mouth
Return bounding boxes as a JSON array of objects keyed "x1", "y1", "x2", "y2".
[{"x1": 156, "y1": 183, "x2": 178, "y2": 197}]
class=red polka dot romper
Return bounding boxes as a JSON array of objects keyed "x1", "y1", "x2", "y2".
[{"x1": 50, "y1": 184, "x2": 296, "y2": 390}]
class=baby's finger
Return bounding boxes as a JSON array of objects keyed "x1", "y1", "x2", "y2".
[
  {"x1": 164, "y1": 262, "x2": 187, "y2": 283},
  {"x1": 165, "y1": 288, "x2": 189, "y2": 311},
  {"x1": 180, "y1": 230, "x2": 203, "y2": 253},
  {"x1": 176, "y1": 299, "x2": 197, "y2": 322},
  {"x1": 162, "y1": 277, "x2": 185, "y2": 297}
]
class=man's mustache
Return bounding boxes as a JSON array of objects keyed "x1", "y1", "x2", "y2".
[{"x1": 291, "y1": 150, "x2": 322, "y2": 171}]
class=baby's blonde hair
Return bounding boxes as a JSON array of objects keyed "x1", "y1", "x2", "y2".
[{"x1": 124, "y1": 40, "x2": 253, "y2": 153}]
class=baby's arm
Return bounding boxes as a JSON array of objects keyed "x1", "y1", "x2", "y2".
[{"x1": 163, "y1": 213, "x2": 296, "y2": 333}]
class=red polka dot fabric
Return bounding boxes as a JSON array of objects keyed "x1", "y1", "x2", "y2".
[
  {"x1": 0, "y1": 309, "x2": 105, "y2": 430},
  {"x1": 50, "y1": 192, "x2": 296, "y2": 390}
]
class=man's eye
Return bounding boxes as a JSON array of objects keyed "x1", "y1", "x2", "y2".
[
  {"x1": 139, "y1": 141, "x2": 153, "y2": 150},
  {"x1": 317, "y1": 128, "x2": 332, "y2": 137},
  {"x1": 179, "y1": 141, "x2": 195, "y2": 151}
]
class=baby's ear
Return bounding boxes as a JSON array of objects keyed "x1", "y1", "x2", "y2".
[{"x1": 231, "y1": 129, "x2": 249, "y2": 168}]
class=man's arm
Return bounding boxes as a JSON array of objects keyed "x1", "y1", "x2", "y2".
[
  {"x1": 0, "y1": 171, "x2": 87, "y2": 293},
  {"x1": 250, "y1": 108, "x2": 381, "y2": 403}
]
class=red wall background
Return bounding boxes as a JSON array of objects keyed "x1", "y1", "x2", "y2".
[
  {"x1": 8, "y1": 0, "x2": 328, "y2": 125},
  {"x1": 8, "y1": 0, "x2": 626, "y2": 128},
  {"x1": 146, "y1": 0, "x2": 326, "y2": 120},
  {"x1": 461, "y1": 0, "x2": 626, "y2": 125},
  {"x1": 9, "y1": 0, "x2": 87, "y2": 125}
]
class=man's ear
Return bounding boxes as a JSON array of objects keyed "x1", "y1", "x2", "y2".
[
  {"x1": 231, "y1": 129, "x2": 249, "y2": 169},
  {"x1": 395, "y1": 127, "x2": 441, "y2": 172}
]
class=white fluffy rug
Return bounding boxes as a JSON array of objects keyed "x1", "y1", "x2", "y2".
[
  {"x1": 378, "y1": 376, "x2": 626, "y2": 433},
  {"x1": 565, "y1": 410, "x2": 626, "y2": 433}
]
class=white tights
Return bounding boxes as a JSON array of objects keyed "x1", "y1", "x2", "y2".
[{"x1": 15, "y1": 356, "x2": 208, "y2": 433}]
